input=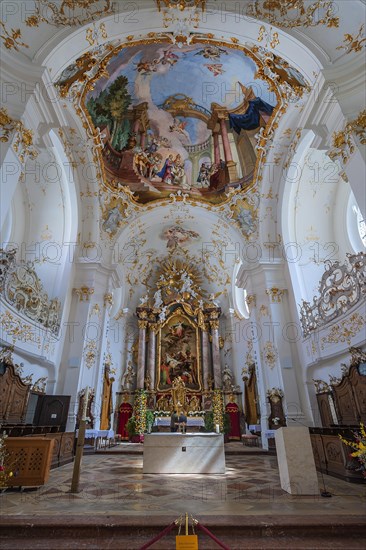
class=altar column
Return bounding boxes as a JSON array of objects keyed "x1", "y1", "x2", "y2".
[
  {"x1": 210, "y1": 320, "x2": 222, "y2": 388},
  {"x1": 137, "y1": 320, "x2": 147, "y2": 389},
  {"x1": 147, "y1": 323, "x2": 157, "y2": 390},
  {"x1": 201, "y1": 327, "x2": 211, "y2": 390}
]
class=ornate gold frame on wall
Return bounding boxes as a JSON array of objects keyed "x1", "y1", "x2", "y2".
[
  {"x1": 71, "y1": 34, "x2": 289, "y2": 208},
  {"x1": 156, "y1": 309, "x2": 202, "y2": 394}
]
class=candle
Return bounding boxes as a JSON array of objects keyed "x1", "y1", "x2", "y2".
[
  {"x1": 215, "y1": 424, "x2": 220, "y2": 433},
  {"x1": 82, "y1": 386, "x2": 89, "y2": 420}
]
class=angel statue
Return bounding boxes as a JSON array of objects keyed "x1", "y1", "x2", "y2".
[
  {"x1": 153, "y1": 289, "x2": 163, "y2": 309},
  {"x1": 144, "y1": 373, "x2": 152, "y2": 391},
  {"x1": 159, "y1": 305, "x2": 168, "y2": 323},
  {"x1": 181, "y1": 271, "x2": 193, "y2": 293},
  {"x1": 139, "y1": 293, "x2": 149, "y2": 306}
]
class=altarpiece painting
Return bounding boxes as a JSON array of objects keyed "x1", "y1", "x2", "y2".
[{"x1": 157, "y1": 313, "x2": 201, "y2": 393}]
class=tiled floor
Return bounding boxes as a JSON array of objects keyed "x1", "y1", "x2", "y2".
[{"x1": 1, "y1": 443, "x2": 365, "y2": 519}]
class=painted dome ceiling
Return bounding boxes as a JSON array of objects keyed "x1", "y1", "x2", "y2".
[{"x1": 59, "y1": 39, "x2": 306, "y2": 205}]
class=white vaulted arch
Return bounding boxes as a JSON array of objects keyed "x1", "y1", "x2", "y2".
[{"x1": 1, "y1": 6, "x2": 366, "y2": 520}]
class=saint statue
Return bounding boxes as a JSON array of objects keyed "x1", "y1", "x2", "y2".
[
  {"x1": 171, "y1": 376, "x2": 186, "y2": 411},
  {"x1": 188, "y1": 395, "x2": 200, "y2": 413},
  {"x1": 123, "y1": 363, "x2": 134, "y2": 390},
  {"x1": 222, "y1": 364, "x2": 233, "y2": 391}
]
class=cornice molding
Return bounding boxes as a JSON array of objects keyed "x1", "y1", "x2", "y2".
[{"x1": 72, "y1": 260, "x2": 123, "y2": 289}]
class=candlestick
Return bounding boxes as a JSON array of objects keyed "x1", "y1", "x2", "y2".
[{"x1": 82, "y1": 386, "x2": 89, "y2": 420}]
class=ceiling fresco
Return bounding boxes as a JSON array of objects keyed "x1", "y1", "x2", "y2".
[{"x1": 72, "y1": 40, "x2": 291, "y2": 205}]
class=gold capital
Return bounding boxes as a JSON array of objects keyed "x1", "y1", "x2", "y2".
[
  {"x1": 73, "y1": 287, "x2": 94, "y2": 302},
  {"x1": 266, "y1": 287, "x2": 285, "y2": 303}
]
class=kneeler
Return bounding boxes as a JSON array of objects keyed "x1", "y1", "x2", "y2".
[
  {"x1": 225, "y1": 402, "x2": 241, "y2": 441},
  {"x1": 118, "y1": 402, "x2": 133, "y2": 441}
]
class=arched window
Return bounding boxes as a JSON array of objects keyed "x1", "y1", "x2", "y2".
[
  {"x1": 232, "y1": 260, "x2": 250, "y2": 319},
  {"x1": 347, "y1": 191, "x2": 366, "y2": 251}
]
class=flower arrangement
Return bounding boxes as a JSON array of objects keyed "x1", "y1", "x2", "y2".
[
  {"x1": 272, "y1": 417, "x2": 280, "y2": 425},
  {"x1": 0, "y1": 429, "x2": 14, "y2": 488},
  {"x1": 153, "y1": 410, "x2": 170, "y2": 417},
  {"x1": 212, "y1": 389, "x2": 224, "y2": 432},
  {"x1": 188, "y1": 411, "x2": 205, "y2": 417},
  {"x1": 338, "y1": 423, "x2": 366, "y2": 477},
  {"x1": 145, "y1": 410, "x2": 154, "y2": 433}
]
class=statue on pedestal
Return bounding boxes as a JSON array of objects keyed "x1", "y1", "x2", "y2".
[
  {"x1": 122, "y1": 362, "x2": 135, "y2": 390},
  {"x1": 188, "y1": 394, "x2": 200, "y2": 413},
  {"x1": 171, "y1": 376, "x2": 187, "y2": 411},
  {"x1": 222, "y1": 364, "x2": 233, "y2": 391}
]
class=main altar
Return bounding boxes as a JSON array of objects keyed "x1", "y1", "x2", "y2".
[
  {"x1": 143, "y1": 433, "x2": 225, "y2": 474},
  {"x1": 116, "y1": 259, "x2": 242, "y2": 442}
]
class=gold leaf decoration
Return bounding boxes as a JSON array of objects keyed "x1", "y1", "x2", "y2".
[
  {"x1": 247, "y1": 0, "x2": 339, "y2": 29},
  {"x1": 336, "y1": 24, "x2": 366, "y2": 54},
  {"x1": 0, "y1": 20, "x2": 29, "y2": 51},
  {"x1": 0, "y1": 108, "x2": 38, "y2": 162},
  {"x1": 25, "y1": 0, "x2": 114, "y2": 28}
]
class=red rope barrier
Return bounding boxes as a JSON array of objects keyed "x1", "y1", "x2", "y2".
[
  {"x1": 196, "y1": 522, "x2": 231, "y2": 550},
  {"x1": 139, "y1": 521, "x2": 177, "y2": 550}
]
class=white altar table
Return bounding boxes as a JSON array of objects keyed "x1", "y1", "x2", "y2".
[
  {"x1": 154, "y1": 417, "x2": 205, "y2": 428},
  {"x1": 143, "y1": 433, "x2": 225, "y2": 474}
]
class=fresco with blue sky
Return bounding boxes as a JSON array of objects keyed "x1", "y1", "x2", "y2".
[{"x1": 84, "y1": 42, "x2": 278, "y2": 204}]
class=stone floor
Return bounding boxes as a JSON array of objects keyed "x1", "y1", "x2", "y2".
[{"x1": 1, "y1": 443, "x2": 365, "y2": 549}]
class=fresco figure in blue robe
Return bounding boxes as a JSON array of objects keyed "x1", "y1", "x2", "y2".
[{"x1": 157, "y1": 154, "x2": 175, "y2": 184}]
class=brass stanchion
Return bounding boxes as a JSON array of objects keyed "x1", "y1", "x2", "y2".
[{"x1": 71, "y1": 386, "x2": 89, "y2": 493}]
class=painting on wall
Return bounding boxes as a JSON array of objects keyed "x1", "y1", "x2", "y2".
[
  {"x1": 81, "y1": 41, "x2": 283, "y2": 204},
  {"x1": 161, "y1": 225, "x2": 200, "y2": 251},
  {"x1": 157, "y1": 314, "x2": 201, "y2": 392}
]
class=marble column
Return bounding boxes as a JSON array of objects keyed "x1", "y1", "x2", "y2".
[
  {"x1": 133, "y1": 119, "x2": 140, "y2": 134},
  {"x1": 219, "y1": 117, "x2": 238, "y2": 182},
  {"x1": 212, "y1": 131, "x2": 221, "y2": 164},
  {"x1": 210, "y1": 321, "x2": 222, "y2": 388},
  {"x1": 147, "y1": 324, "x2": 157, "y2": 390},
  {"x1": 137, "y1": 320, "x2": 147, "y2": 389},
  {"x1": 201, "y1": 328, "x2": 211, "y2": 390},
  {"x1": 220, "y1": 118, "x2": 233, "y2": 162}
]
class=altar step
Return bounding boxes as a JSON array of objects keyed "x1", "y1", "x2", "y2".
[{"x1": 1, "y1": 515, "x2": 365, "y2": 549}]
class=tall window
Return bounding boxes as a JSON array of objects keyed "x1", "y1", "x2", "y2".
[{"x1": 347, "y1": 192, "x2": 366, "y2": 251}]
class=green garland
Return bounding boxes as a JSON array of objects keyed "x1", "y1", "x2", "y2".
[
  {"x1": 212, "y1": 389, "x2": 224, "y2": 432},
  {"x1": 134, "y1": 390, "x2": 147, "y2": 435}
]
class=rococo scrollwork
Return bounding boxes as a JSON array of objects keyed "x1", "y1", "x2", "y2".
[
  {"x1": 0, "y1": 249, "x2": 61, "y2": 334},
  {"x1": 156, "y1": 1, "x2": 206, "y2": 11},
  {"x1": 266, "y1": 387, "x2": 284, "y2": 402},
  {"x1": 0, "y1": 108, "x2": 38, "y2": 163},
  {"x1": 246, "y1": 0, "x2": 339, "y2": 29},
  {"x1": 25, "y1": 0, "x2": 114, "y2": 28},
  {"x1": 300, "y1": 252, "x2": 366, "y2": 337},
  {"x1": 328, "y1": 109, "x2": 366, "y2": 166}
]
